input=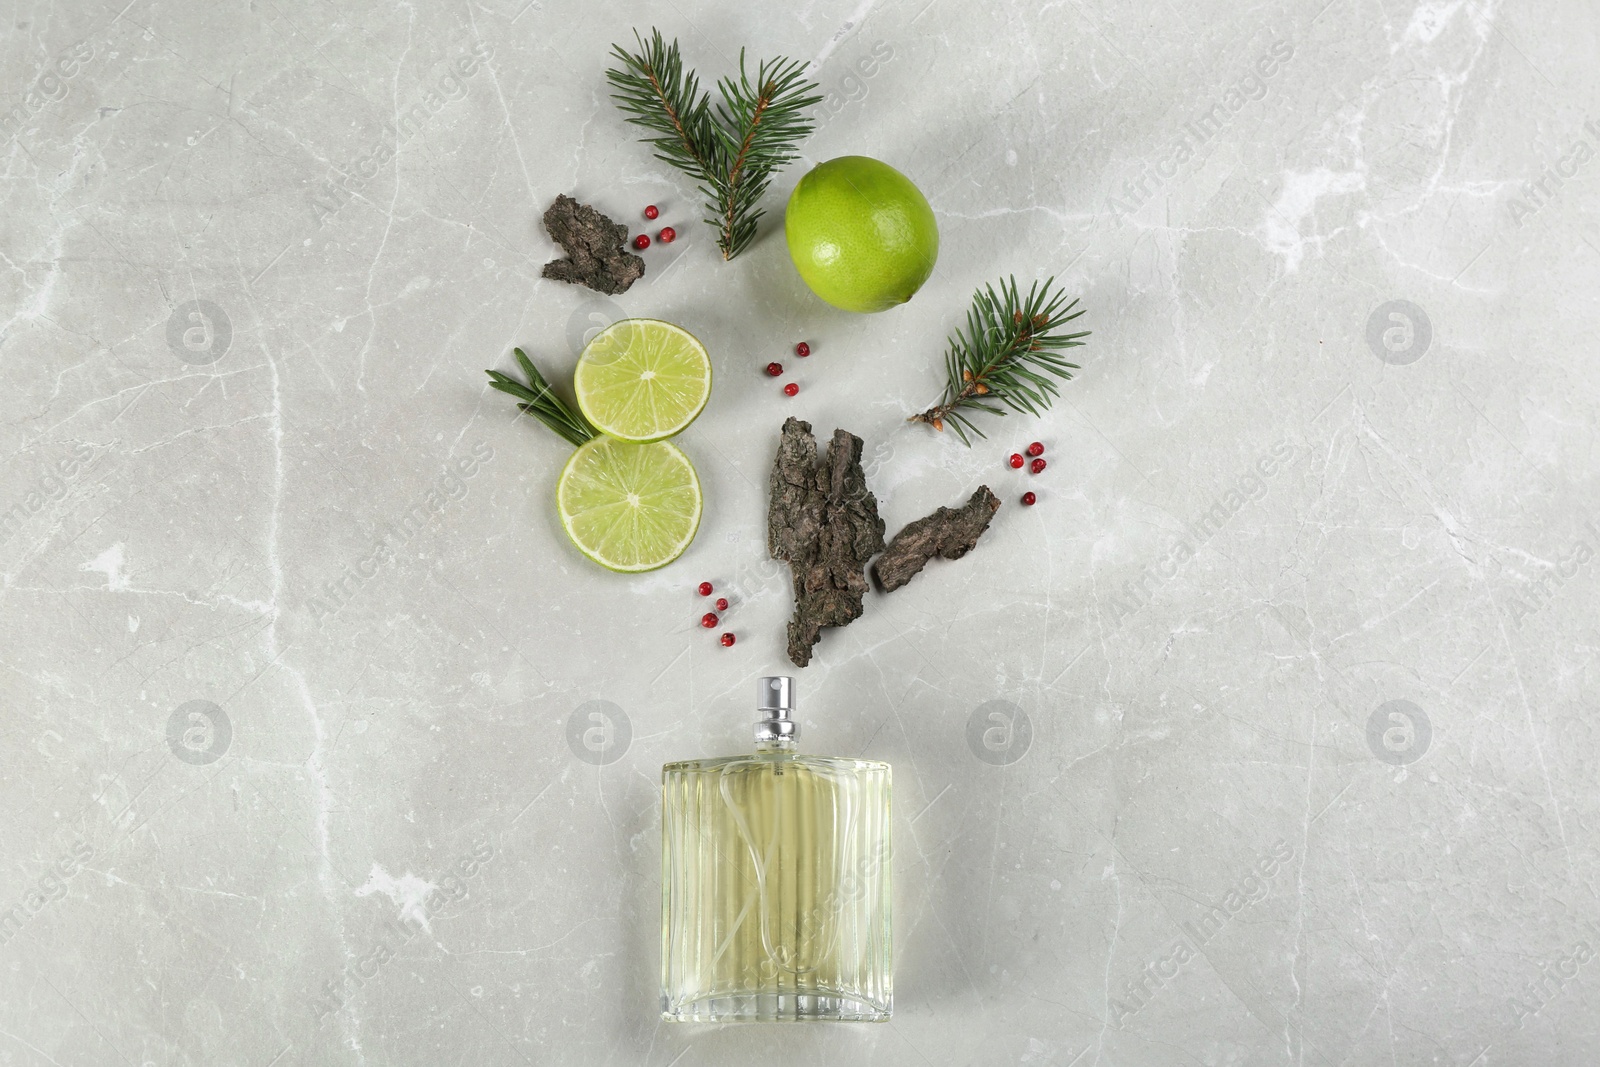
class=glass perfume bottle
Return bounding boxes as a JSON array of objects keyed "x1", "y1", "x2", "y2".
[{"x1": 661, "y1": 676, "x2": 892, "y2": 1022}]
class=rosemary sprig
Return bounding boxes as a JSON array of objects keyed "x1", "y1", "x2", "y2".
[
  {"x1": 606, "y1": 29, "x2": 821, "y2": 260},
  {"x1": 909, "y1": 276, "x2": 1090, "y2": 445},
  {"x1": 486, "y1": 348, "x2": 597, "y2": 447}
]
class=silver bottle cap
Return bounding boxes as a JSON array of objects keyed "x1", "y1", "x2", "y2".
[{"x1": 755, "y1": 676, "x2": 798, "y2": 744}]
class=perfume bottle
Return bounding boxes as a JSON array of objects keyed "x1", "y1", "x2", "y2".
[{"x1": 661, "y1": 676, "x2": 892, "y2": 1021}]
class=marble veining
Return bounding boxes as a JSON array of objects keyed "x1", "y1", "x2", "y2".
[{"x1": 3, "y1": 0, "x2": 1598, "y2": 1063}]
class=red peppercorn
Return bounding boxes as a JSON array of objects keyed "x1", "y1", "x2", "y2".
[
  {"x1": 766, "y1": 362, "x2": 784, "y2": 377},
  {"x1": 715, "y1": 597, "x2": 729, "y2": 611},
  {"x1": 643, "y1": 205, "x2": 659, "y2": 220},
  {"x1": 1022, "y1": 491, "x2": 1037, "y2": 506},
  {"x1": 697, "y1": 582, "x2": 713, "y2": 596},
  {"x1": 632, "y1": 234, "x2": 650, "y2": 250},
  {"x1": 795, "y1": 342, "x2": 811, "y2": 357},
  {"x1": 720, "y1": 632, "x2": 736, "y2": 647},
  {"x1": 658, "y1": 226, "x2": 676, "y2": 243},
  {"x1": 1026, "y1": 441, "x2": 1044, "y2": 457},
  {"x1": 1030, "y1": 458, "x2": 1046, "y2": 474},
  {"x1": 700, "y1": 612, "x2": 718, "y2": 628},
  {"x1": 1008, "y1": 453, "x2": 1024, "y2": 469},
  {"x1": 783, "y1": 383, "x2": 799, "y2": 397}
]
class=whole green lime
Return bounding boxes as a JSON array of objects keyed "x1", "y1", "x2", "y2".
[{"x1": 784, "y1": 156, "x2": 938, "y2": 313}]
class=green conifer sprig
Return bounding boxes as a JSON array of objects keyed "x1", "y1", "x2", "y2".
[
  {"x1": 605, "y1": 29, "x2": 821, "y2": 260},
  {"x1": 910, "y1": 276, "x2": 1090, "y2": 445}
]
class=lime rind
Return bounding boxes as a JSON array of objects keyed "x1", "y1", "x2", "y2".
[
  {"x1": 574, "y1": 318, "x2": 712, "y2": 443},
  {"x1": 784, "y1": 155, "x2": 938, "y2": 314},
  {"x1": 556, "y1": 437, "x2": 703, "y2": 573}
]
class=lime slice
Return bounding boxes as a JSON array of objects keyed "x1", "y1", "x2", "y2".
[
  {"x1": 556, "y1": 436, "x2": 702, "y2": 572},
  {"x1": 573, "y1": 319, "x2": 712, "y2": 442}
]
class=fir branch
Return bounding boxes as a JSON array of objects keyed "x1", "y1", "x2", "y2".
[
  {"x1": 604, "y1": 30, "x2": 719, "y2": 191},
  {"x1": 909, "y1": 276, "x2": 1090, "y2": 445},
  {"x1": 711, "y1": 51, "x2": 820, "y2": 258},
  {"x1": 606, "y1": 30, "x2": 821, "y2": 260},
  {"x1": 486, "y1": 348, "x2": 597, "y2": 448}
]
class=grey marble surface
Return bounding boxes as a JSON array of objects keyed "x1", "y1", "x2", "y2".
[{"x1": 4, "y1": 0, "x2": 1599, "y2": 1063}]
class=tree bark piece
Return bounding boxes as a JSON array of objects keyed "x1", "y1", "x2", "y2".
[
  {"x1": 539, "y1": 194, "x2": 645, "y2": 295},
  {"x1": 768, "y1": 417, "x2": 886, "y2": 668},
  {"x1": 872, "y1": 486, "x2": 1001, "y2": 592}
]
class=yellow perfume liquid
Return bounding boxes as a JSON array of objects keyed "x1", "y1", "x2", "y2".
[{"x1": 661, "y1": 677, "x2": 891, "y2": 1021}]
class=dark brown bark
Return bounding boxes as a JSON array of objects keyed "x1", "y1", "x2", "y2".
[
  {"x1": 767, "y1": 417, "x2": 886, "y2": 668},
  {"x1": 872, "y1": 486, "x2": 1001, "y2": 592},
  {"x1": 539, "y1": 194, "x2": 645, "y2": 295}
]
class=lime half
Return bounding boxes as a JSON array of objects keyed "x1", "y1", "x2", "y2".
[
  {"x1": 556, "y1": 436, "x2": 702, "y2": 572},
  {"x1": 573, "y1": 319, "x2": 712, "y2": 442}
]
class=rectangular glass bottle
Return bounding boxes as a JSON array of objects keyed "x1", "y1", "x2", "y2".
[{"x1": 661, "y1": 677, "x2": 892, "y2": 1021}]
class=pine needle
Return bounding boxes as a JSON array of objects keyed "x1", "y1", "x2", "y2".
[
  {"x1": 910, "y1": 276, "x2": 1090, "y2": 445},
  {"x1": 606, "y1": 29, "x2": 822, "y2": 260}
]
